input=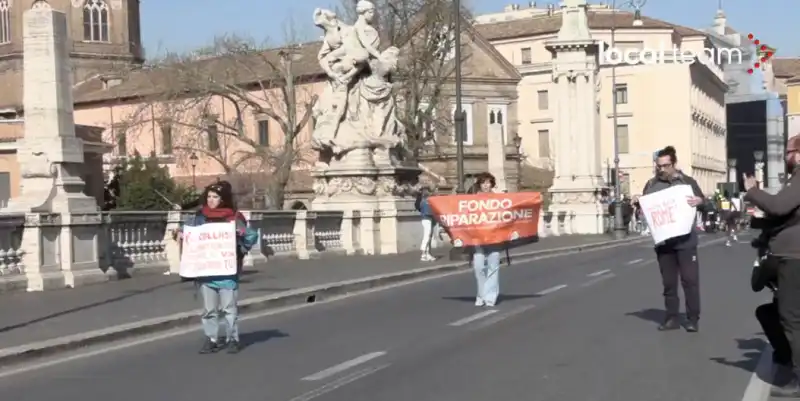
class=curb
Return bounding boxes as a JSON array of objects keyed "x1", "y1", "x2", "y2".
[{"x1": 0, "y1": 236, "x2": 646, "y2": 367}]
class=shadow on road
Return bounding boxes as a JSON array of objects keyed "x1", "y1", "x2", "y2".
[
  {"x1": 709, "y1": 337, "x2": 767, "y2": 379},
  {"x1": 239, "y1": 329, "x2": 289, "y2": 350},
  {"x1": 625, "y1": 308, "x2": 674, "y2": 325}
]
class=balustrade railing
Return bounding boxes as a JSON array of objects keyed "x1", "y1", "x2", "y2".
[{"x1": 0, "y1": 208, "x2": 588, "y2": 292}]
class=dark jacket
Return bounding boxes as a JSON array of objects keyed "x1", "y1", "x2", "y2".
[
  {"x1": 744, "y1": 169, "x2": 800, "y2": 259},
  {"x1": 642, "y1": 171, "x2": 705, "y2": 251}
]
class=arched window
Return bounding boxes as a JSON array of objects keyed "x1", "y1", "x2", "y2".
[
  {"x1": 0, "y1": 0, "x2": 10, "y2": 45},
  {"x1": 83, "y1": 0, "x2": 109, "y2": 42}
]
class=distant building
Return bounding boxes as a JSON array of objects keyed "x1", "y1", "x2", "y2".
[{"x1": 475, "y1": 2, "x2": 728, "y2": 195}]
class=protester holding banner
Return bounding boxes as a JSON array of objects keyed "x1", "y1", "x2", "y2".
[
  {"x1": 179, "y1": 182, "x2": 257, "y2": 354},
  {"x1": 468, "y1": 173, "x2": 504, "y2": 307},
  {"x1": 638, "y1": 146, "x2": 705, "y2": 333}
]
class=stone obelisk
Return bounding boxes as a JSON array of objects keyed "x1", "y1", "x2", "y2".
[
  {"x1": 543, "y1": 0, "x2": 606, "y2": 234},
  {"x1": 4, "y1": 1, "x2": 97, "y2": 214}
]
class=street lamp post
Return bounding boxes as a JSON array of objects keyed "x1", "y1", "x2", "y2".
[
  {"x1": 727, "y1": 158, "x2": 737, "y2": 193},
  {"x1": 513, "y1": 132, "x2": 523, "y2": 191},
  {"x1": 610, "y1": 0, "x2": 647, "y2": 239},
  {"x1": 190, "y1": 152, "x2": 199, "y2": 189},
  {"x1": 453, "y1": 0, "x2": 466, "y2": 193},
  {"x1": 753, "y1": 150, "x2": 764, "y2": 188}
]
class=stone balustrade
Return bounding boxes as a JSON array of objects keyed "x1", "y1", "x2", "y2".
[{"x1": 0, "y1": 209, "x2": 601, "y2": 293}]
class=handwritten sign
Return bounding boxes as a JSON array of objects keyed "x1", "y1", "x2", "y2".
[
  {"x1": 428, "y1": 192, "x2": 542, "y2": 246},
  {"x1": 638, "y1": 185, "x2": 697, "y2": 244},
  {"x1": 179, "y1": 222, "x2": 238, "y2": 278}
]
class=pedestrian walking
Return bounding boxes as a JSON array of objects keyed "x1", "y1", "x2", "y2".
[
  {"x1": 638, "y1": 146, "x2": 705, "y2": 332},
  {"x1": 744, "y1": 134, "x2": 800, "y2": 397},
  {"x1": 471, "y1": 172, "x2": 503, "y2": 307},
  {"x1": 415, "y1": 187, "x2": 437, "y2": 261},
  {"x1": 179, "y1": 182, "x2": 257, "y2": 354}
]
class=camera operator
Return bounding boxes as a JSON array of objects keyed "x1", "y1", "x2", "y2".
[
  {"x1": 743, "y1": 134, "x2": 800, "y2": 397},
  {"x1": 752, "y1": 230, "x2": 792, "y2": 374}
]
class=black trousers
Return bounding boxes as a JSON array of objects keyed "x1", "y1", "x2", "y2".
[
  {"x1": 777, "y1": 258, "x2": 800, "y2": 371},
  {"x1": 756, "y1": 300, "x2": 792, "y2": 365},
  {"x1": 656, "y1": 247, "x2": 700, "y2": 321}
]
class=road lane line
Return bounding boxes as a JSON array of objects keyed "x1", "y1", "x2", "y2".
[
  {"x1": 587, "y1": 269, "x2": 611, "y2": 277},
  {"x1": 448, "y1": 310, "x2": 498, "y2": 327},
  {"x1": 626, "y1": 259, "x2": 643, "y2": 265},
  {"x1": 741, "y1": 345, "x2": 773, "y2": 401},
  {"x1": 290, "y1": 364, "x2": 389, "y2": 401},
  {"x1": 472, "y1": 304, "x2": 537, "y2": 330},
  {"x1": 536, "y1": 284, "x2": 567, "y2": 296},
  {"x1": 301, "y1": 351, "x2": 387, "y2": 381},
  {"x1": 581, "y1": 273, "x2": 616, "y2": 287}
]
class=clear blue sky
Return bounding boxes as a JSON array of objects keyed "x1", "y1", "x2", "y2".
[{"x1": 140, "y1": 0, "x2": 798, "y2": 57}]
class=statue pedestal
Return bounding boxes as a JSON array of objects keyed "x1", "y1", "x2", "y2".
[
  {"x1": 311, "y1": 161, "x2": 422, "y2": 255},
  {"x1": 547, "y1": 176, "x2": 607, "y2": 235}
]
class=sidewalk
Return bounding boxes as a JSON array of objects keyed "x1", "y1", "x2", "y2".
[{"x1": 0, "y1": 234, "x2": 640, "y2": 356}]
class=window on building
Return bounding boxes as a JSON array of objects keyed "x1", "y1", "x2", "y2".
[
  {"x1": 0, "y1": 0, "x2": 10, "y2": 45},
  {"x1": 207, "y1": 124, "x2": 219, "y2": 152},
  {"x1": 537, "y1": 90, "x2": 548, "y2": 110},
  {"x1": 614, "y1": 84, "x2": 628, "y2": 104},
  {"x1": 83, "y1": 0, "x2": 110, "y2": 42},
  {"x1": 257, "y1": 119, "x2": 269, "y2": 147},
  {"x1": 616, "y1": 124, "x2": 629, "y2": 154},
  {"x1": 521, "y1": 47, "x2": 532, "y2": 65},
  {"x1": 159, "y1": 121, "x2": 172, "y2": 155},
  {"x1": 114, "y1": 125, "x2": 127, "y2": 156},
  {"x1": 0, "y1": 172, "x2": 10, "y2": 208},
  {"x1": 538, "y1": 129, "x2": 550, "y2": 158},
  {"x1": 450, "y1": 103, "x2": 474, "y2": 145}
]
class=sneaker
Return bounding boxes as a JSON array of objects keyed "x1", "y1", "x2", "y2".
[
  {"x1": 658, "y1": 318, "x2": 680, "y2": 331},
  {"x1": 684, "y1": 320, "x2": 699, "y2": 333},
  {"x1": 199, "y1": 338, "x2": 221, "y2": 354},
  {"x1": 475, "y1": 297, "x2": 485, "y2": 306},
  {"x1": 484, "y1": 301, "x2": 496, "y2": 307},
  {"x1": 725, "y1": 241, "x2": 731, "y2": 247},
  {"x1": 226, "y1": 340, "x2": 241, "y2": 354}
]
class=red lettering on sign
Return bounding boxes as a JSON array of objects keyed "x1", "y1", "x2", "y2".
[{"x1": 649, "y1": 204, "x2": 676, "y2": 228}]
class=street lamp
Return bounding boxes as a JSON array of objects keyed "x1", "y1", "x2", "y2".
[
  {"x1": 754, "y1": 150, "x2": 764, "y2": 188},
  {"x1": 190, "y1": 152, "x2": 199, "y2": 189},
  {"x1": 610, "y1": 0, "x2": 647, "y2": 239},
  {"x1": 453, "y1": 0, "x2": 466, "y2": 193},
  {"x1": 727, "y1": 158, "x2": 737, "y2": 193},
  {"x1": 512, "y1": 132, "x2": 523, "y2": 191}
]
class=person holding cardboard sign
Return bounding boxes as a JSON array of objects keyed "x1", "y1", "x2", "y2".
[
  {"x1": 178, "y1": 183, "x2": 258, "y2": 355},
  {"x1": 638, "y1": 146, "x2": 705, "y2": 333}
]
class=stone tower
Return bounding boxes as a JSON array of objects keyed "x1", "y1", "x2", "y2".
[{"x1": 0, "y1": 0, "x2": 144, "y2": 112}]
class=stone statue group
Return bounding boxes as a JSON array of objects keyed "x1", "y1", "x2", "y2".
[{"x1": 310, "y1": 0, "x2": 407, "y2": 169}]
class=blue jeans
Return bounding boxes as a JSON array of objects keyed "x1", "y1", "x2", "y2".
[
  {"x1": 472, "y1": 246, "x2": 500, "y2": 304},
  {"x1": 200, "y1": 284, "x2": 239, "y2": 342}
]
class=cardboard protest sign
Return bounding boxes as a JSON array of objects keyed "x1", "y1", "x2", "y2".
[
  {"x1": 428, "y1": 192, "x2": 542, "y2": 247},
  {"x1": 179, "y1": 222, "x2": 238, "y2": 278},
  {"x1": 638, "y1": 185, "x2": 697, "y2": 244}
]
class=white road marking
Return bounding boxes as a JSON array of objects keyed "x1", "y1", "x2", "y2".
[
  {"x1": 741, "y1": 345, "x2": 774, "y2": 401},
  {"x1": 301, "y1": 351, "x2": 387, "y2": 381},
  {"x1": 472, "y1": 304, "x2": 537, "y2": 330},
  {"x1": 581, "y1": 273, "x2": 616, "y2": 287},
  {"x1": 536, "y1": 284, "x2": 567, "y2": 296},
  {"x1": 587, "y1": 269, "x2": 611, "y2": 277},
  {"x1": 448, "y1": 310, "x2": 498, "y2": 327},
  {"x1": 626, "y1": 259, "x2": 643, "y2": 265},
  {"x1": 290, "y1": 364, "x2": 389, "y2": 401}
]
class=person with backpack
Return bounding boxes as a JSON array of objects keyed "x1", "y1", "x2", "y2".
[
  {"x1": 636, "y1": 146, "x2": 705, "y2": 332},
  {"x1": 178, "y1": 182, "x2": 258, "y2": 354},
  {"x1": 415, "y1": 187, "x2": 437, "y2": 261}
]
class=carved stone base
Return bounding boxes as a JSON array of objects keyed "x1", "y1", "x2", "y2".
[
  {"x1": 311, "y1": 165, "x2": 422, "y2": 212},
  {"x1": 548, "y1": 187, "x2": 607, "y2": 235}
]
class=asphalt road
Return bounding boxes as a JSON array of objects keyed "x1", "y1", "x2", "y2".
[{"x1": 0, "y1": 233, "x2": 770, "y2": 401}]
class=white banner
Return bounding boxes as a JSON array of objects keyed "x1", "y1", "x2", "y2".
[
  {"x1": 639, "y1": 185, "x2": 697, "y2": 244},
  {"x1": 179, "y1": 222, "x2": 238, "y2": 278}
]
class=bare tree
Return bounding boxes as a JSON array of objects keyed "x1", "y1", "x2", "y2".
[
  {"x1": 118, "y1": 33, "x2": 319, "y2": 209},
  {"x1": 338, "y1": 0, "x2": 471, "y2": 160}
]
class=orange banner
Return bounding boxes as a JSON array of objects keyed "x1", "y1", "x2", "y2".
[{"x1": 428, "y1": 192, "x2": 543, "y2": 247}]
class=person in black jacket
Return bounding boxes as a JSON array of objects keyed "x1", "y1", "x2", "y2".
[{"x1": 637, "y1": 146, "x2": 705, "y2": 332}]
